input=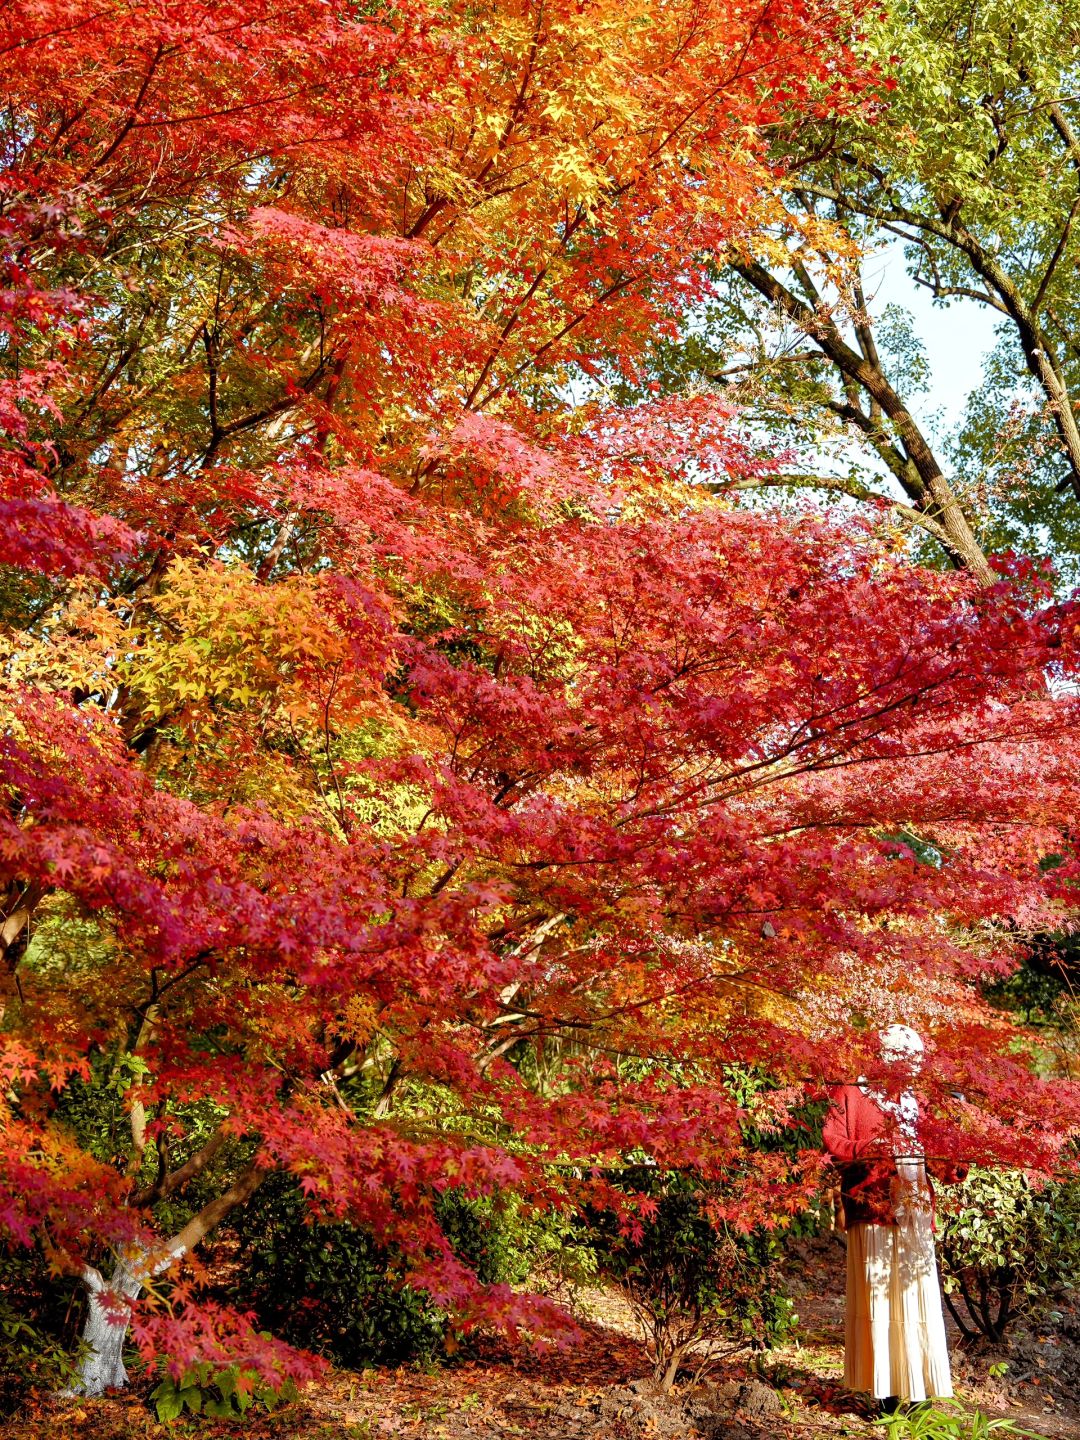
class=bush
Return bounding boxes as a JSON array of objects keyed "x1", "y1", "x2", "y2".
[
  {"x1": 229, "y1": 1176, "x2": 544, "y2": 1367},
  {"x1": 937, "y1": 1168, "x2": 1080, "y2": 1343},
  {"x1": 435, "y1": 1188, "x2": 533, "y2": 1287},
  {"x1": 232, "y1": 1178, "x2": 444, "y2": 1366},
  {"x1": 591, "y1": 1170, "x2": 796, "y2": 1391},
  {"x1": 0, "y1": 1249, "x2": 84, "y2": 1413},
  {"x1": 150, "y1": 1364, "x2": 296, "y2": 1422}
]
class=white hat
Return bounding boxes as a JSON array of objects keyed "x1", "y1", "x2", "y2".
[{"x1": 880, "y1": 1023, "x2": 924, "y2": 1059}]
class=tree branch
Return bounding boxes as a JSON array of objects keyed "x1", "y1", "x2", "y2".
[
  {"x1": 130, "y1": 1125, "x2": 230, "y2": 1207},
  {"x1": 167, "y1": 1161, "x2": 266, "y2": 1256},
  {"x1": 726, "y1": 252, "x2": 991, "y2": 578},
  {"x1": 718, "y1": 472, "x2": 955, "y2": 548}
]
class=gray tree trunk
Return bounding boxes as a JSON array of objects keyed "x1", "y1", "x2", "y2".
[
  {"x1": 73, "y1": 1258, "x2": 144, "y2": 1396},
  {"x1": 67, "y1": 1162, "x2": 262, "y2": 1396}
]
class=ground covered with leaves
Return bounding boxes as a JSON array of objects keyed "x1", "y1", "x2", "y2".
[{"x1": 5, "y1": 1236, "x2": 1078, "y2": 1440}]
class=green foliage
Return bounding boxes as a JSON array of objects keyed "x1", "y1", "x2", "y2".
[
  {"x1": 434, "y1": 1188, "x2": 532, "y2": 1288},
  {"x1": 229, "y1": 1176, "x2": 550, "y2": 1368},
  {"x1": 725, "y1": 1062, "x2": 830, "y2": 1159},
  {"x1": 938, "y1": 1168, "x2": 1080, "y2": 1342},
  {"x1": 986, "y1": 963, "x2": 1069, "y2": 1029},
  {"x1": 985, "y1": 940, "x2": 1079, "y2": 1030},
  {"x1": 51, "y1": 1051, "x2": 241, "y2": 1248},
  {"x1": 683, "y1": 0, "x2": 1080, "y2": 576},
  {"x1": 873, "y1": 1398, "x2": 1044, "y2": 1439},
  {"x1": 0, "y1": 1252, "x2": 83, "y2": 1414},
  {"x1": 591, "y1": 1170, "x2": 797, "y2": 1390},
  {"x1": 806, "y1": 0, "x2": 1080, "y2": 569},
  {"x1": 150, "y1": 1363, "x2": 296, "y2": 1423},
  {"x1": 230, "y1": 1177, "x2": 446, "y2": 1367},
  {"x1": 725, "y1": 1064, "x2": 833, "y2": 1239}
]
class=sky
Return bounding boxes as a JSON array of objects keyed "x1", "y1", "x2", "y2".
[{"x1": 862, "y1": 240, "x2": 1001, "y2": 438}]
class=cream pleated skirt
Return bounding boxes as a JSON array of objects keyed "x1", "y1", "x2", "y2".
[{"x1": 844, "y1": 1159, "x2": 953, "y2": 1401}]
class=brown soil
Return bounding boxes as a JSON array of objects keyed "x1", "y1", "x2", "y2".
[{"x1": 5, "y1": 1236, "x2": 1078, "y2": 1439}]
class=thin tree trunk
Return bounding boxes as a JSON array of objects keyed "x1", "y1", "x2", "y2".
[
  {"x1": 659, "y1": 1347, "x2": 684, "y2": 1393},
  {"x1": 801, "y1": 174, "x2": 1080, "y2": 505},
  {"x1": 0, "y1": 880, "x2": 42, "y2": 1021}
]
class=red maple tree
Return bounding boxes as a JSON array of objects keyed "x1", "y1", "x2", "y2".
[{"x1": 1, "y1": 0, "x2": 1078, "y2": 1399}]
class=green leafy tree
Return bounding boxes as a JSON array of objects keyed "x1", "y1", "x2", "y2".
[{"x1": 623, "y1": 0, "x2": 1080, "y2": 579}]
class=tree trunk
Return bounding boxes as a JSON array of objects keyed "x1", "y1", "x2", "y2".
[
  {"x1": 728, "y1": 255, "x2": 994, "y2": 582},
  {"x1": 70, "y1": 1160, "x2": 265, "y2": 1395},
  {"x1": 0, "y1": 880, "x2": 41, "y2": 1022},
  {"x1": 659, "y1": 1345, "x2": 687, "y2": 1393},
  {"x1": 74, "y1": 1258, "x2": 145, "y2": 1396}
]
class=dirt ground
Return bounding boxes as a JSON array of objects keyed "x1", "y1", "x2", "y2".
[{"x1": 5, "y1": 1235, "x2": 1079, "y2": 1439}]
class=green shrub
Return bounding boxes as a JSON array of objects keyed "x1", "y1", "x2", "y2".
[
  {"x1": 229, "y1": 1176, "x2": 548, "y2": 1368},
  {"x1": 230, "y1": 1177, "x2": 446, "y2": 1366},
  {"x1": 150, "y1": 1363, "x2": 296, "y2": 1422},
  {"x1": 591, "y1": 1170, "x2": 796, "y2": 1391},
  {"x1": 435, "y1": 1188, "x2": 533, "y2": 1287},
  {"x1": 0, "y1": 1249, "x2": 83, "y2": 1413},
  {"x1": 937, "y1": 1168, "x2": 1080, "y2": 1342}
]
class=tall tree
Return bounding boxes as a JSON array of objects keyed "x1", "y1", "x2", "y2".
[
  {"x1": 726, "y1": 242, "x2": 993, "y2": 577},
  {"x1": 686, "y1": 0, "x2": 1080, "y2": 573}
]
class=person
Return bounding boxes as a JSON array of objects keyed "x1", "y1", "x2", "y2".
[{"x1": 822, "y1": 1024, "x2": 965, "y2": 1409}]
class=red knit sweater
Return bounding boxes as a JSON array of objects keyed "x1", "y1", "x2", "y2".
[{"x1": 822, "y1": 1084, "x2": 966, "y2": 1228}]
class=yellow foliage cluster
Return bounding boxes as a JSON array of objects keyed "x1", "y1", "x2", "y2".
[{"x1": 4, "y1": 559, "x2": 353, "y2": 732}]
